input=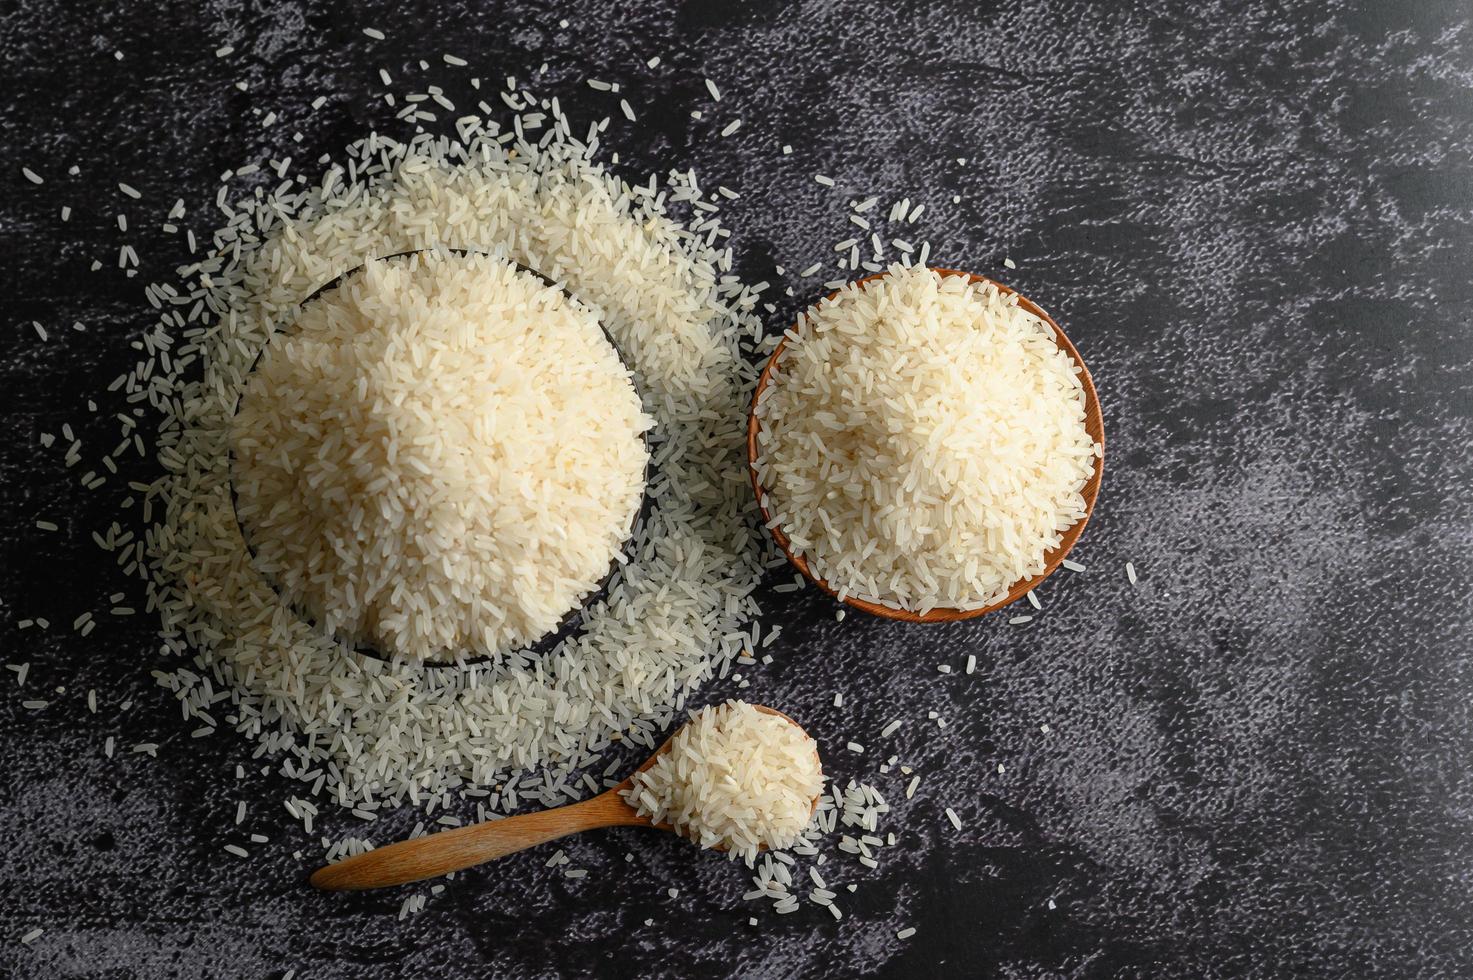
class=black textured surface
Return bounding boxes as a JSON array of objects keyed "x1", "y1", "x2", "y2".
[{"x1": 3, "y1": 2, "x2": 1473, "y2": 978}]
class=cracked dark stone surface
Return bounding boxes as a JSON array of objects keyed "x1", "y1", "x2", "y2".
[{"x1": 3, "y1": 1, "x2": 1472, "y2": 977}]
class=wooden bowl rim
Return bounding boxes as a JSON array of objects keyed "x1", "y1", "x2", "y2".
[{"x1": 745, "y1": 267, "x2": 1105, "y2": 624}]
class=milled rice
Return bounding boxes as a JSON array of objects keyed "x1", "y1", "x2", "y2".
[
  {"x1": 136, "y1": 77, "x2": 771, "y2": 810},
  {"x1": 753, "y1": 264, "x2": 1099, "y2": 614},
  {"x1": 231, "y1": 250, "x2": 650, "y2": 661},
  {"x1": 624, "y1": 700, "x2": 823, "y2": 860}
]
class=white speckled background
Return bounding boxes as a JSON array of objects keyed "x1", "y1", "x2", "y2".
[{"x1": 2, "y1": 1, "x2": 1472, "y2": 977}]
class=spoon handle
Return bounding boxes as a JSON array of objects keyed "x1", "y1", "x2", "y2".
[{"x1": 309, "y1": 788, "x2": 646, "y2": 891}]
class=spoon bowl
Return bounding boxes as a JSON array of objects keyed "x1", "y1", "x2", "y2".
[
  {"x1": 309, "y1": 705, "x2": 817, "y2": 891},
  {"x1": 747, "y1": 268, "x2": 1105, "y2": 623}
]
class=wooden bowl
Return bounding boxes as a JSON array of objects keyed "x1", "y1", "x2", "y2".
[
  {"x1": 746, "y1": 268, "x2": 1105, "y2": 623},
  {"x1": 229, "y1": 248, "x2": 651, "y2": 668}
]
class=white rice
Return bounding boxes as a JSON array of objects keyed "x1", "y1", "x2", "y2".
[
  {"x1": 624, "y1": 700, "x2": 823, "y2": 861},
  {"x1": 753, "y1": 264, "x2": 1098, "y2": 614},
  {"x1": 231, "y1": 251, "x2": 651, "y2": 662},
  {"x1": 134, "y1": 78, "x2": 770, "y2": 810}
]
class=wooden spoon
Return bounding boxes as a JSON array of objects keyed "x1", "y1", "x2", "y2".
[
  {"x1": 747, "y1": 267, "x2": 1105, "y2": 624},
  {"x1": 309, "y1": 705, "x2": 818, "y2": 891}
]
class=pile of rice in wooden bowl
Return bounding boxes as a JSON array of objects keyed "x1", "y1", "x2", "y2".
[{"x1": 749, "y1": 263, "x2": 1104, "y2": 621}]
